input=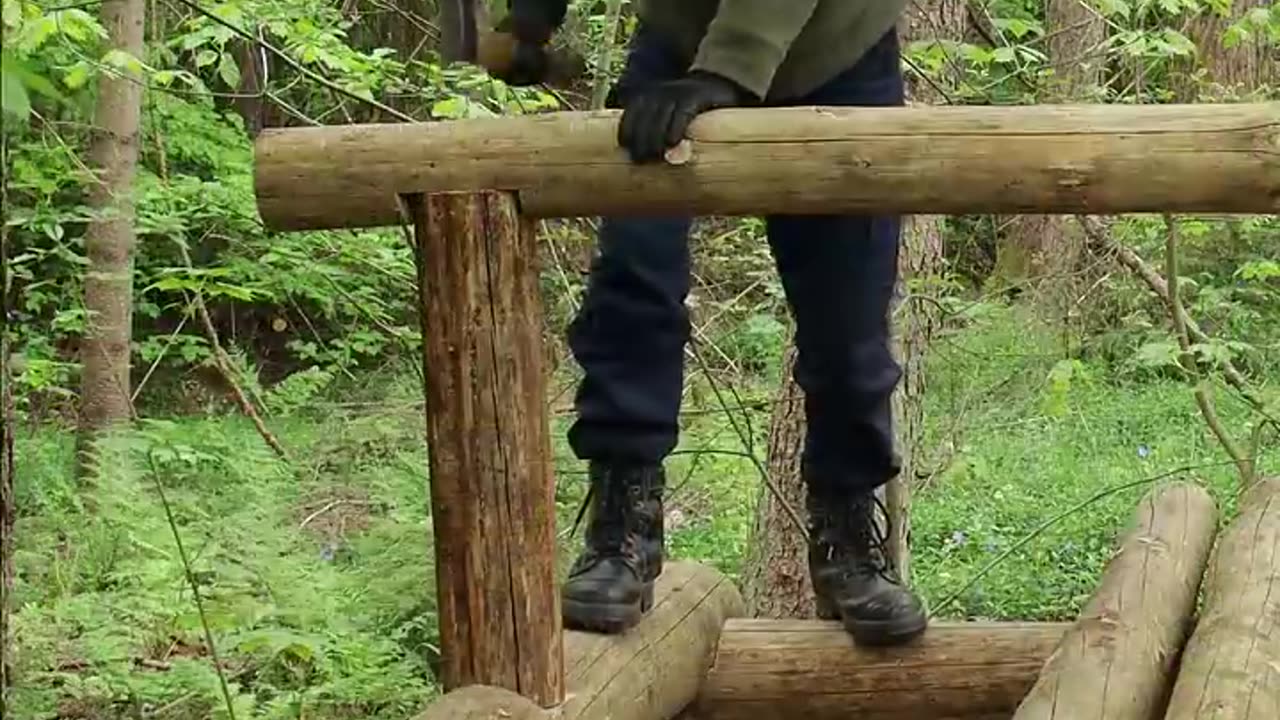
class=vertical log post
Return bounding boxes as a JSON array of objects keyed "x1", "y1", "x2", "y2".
[{"x1": 408, "y1": 190, "x2": 564, "y2": 707}]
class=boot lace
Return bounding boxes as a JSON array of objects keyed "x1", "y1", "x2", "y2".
[{"x1": 821, "y1": 492, "x2": 901, "y2": 584}]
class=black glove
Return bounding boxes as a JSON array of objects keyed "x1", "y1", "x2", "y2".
[{"x1": 617, "y1": 71, "x2": 754, "y2": 163}]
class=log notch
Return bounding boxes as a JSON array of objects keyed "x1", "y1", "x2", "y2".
[
  {"x1": 693, "y1": 620, "x2": 1068, "y2": 720},
  {"x1": 1012, "y1": 481, "x2": 1219, "y2": 720},
  {"x1": 254, "y1": 103, "x2": 1280, "y2": 230},
  {"x1": 1164, "y1": 476, "x2": 1280, "y2": 720},
  {"x1": 412, "y1": 562, "x2": 745, "y2": 720},
  {"x1": 409, "y1": 191, "x2": 563, "y2": 706}
]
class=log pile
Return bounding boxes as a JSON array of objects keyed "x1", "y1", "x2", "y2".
[{"x1": 1011, "y1": 481, "x2": 1219, "y2": 720}]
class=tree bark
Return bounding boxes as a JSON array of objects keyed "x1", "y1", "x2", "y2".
[
  {"x1": 77, "y1": 0, "x2": 145, "y2": 472},
  {"x1": 1, "y1": 137, "x2": 13, "y2": 720},
  {"x1": 253, "y1": 103, "x2": 1280, "y2": 230},
  {"x1": 1012, "y1": 482, "x2": 1219, "y2": 720},
  {"x1": 696, "y1": 620, "x2": 1068, "y2": 720},
  {"x1": 1180, "y1": 0, "x2": 1275, "y2": 101},
  {"x1": 993, "y1": 0, "x2": 1105, "y2": 300},
  {"x1": 741, "y1": 346, "x2": 815, "y2": 618},
  {"x1": 413, "y1": 562, "x2": 745, "y2": 720},
  {"x1": 410, "y1": 190, "x2": 563, "y2": 706},
  {"x1": 886, "y1": 0, "x2": 966, "y2": 581},
  {"x1": 1163, "y1": 476, "x2": 1280, "y2": 720}
]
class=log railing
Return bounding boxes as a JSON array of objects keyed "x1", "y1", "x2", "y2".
[{"x1": 250, "y1": 102, "x2": 1280, "y2": 715}]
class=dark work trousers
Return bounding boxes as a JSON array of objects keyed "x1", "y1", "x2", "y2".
[{"x1": 567, "y1": 26, "x2": 906, "y2": 495}]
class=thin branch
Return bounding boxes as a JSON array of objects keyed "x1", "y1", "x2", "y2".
[
  {"x1": 1075, "y1": 216, "x2": 1277, "y2": 428},
  {"x1": 178, "y1": 245, "x2": 290, "y2": 461},
  {"x1": 172, "y1": 0, "x2": 417, "y2": 122},
  {"x1": 1163, "y1": 215, "x2": 1254, "y2": 486},
  {"x1": 145, "y1": 452, "x2": 238, "y2": 720}
]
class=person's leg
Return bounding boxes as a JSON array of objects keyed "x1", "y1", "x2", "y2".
[
  {"x1": 765, "y1": 28, "x2": 927, "y2": 646},
  {"x1": 561, "y1": 26, "x2": 693, "y2": 634}
]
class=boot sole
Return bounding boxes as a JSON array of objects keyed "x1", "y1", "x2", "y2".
[
  {"x1": 563, "y1": 583, "x2": 655, "y2": 634},
  {"x1": 815, "y1": 596, "x2": 928, "y2": 646}
]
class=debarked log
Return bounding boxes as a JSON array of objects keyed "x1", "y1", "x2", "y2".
[
  {"x1": 254, "y1": 102, "x2": 1280, "y2": 231},
  {"x1": 1163, "y1": 477, "x2": 1280, "y2": 720},
  {"x1": 1011, "y1": 481, "x2": 1219, "y2": 720},
  {"x1": 692, "y1": 619, "x2": 1070, "y2": 720}
]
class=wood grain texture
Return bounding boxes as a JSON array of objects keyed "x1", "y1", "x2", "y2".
[
  {"x1": 1163, "y1": 477, "x2": 1280, "y2": 720},
  {"x1": 559, "y1": 560, "x2": 746, "y2": 720},
  {"x1": 1012, "y1": 481, "x2": 1219, "y2": 720},
  {"x1": 410, "y1": 561, "x2": 743, "y2": 720},
  {"x1": 254, "y1": 103, "x2": 1280, "y2": 230},
  {"x1": 693, "y1": 620, "x2": 1068, "y2": 720},
  {"x1": 411, "y1": 191, "x2": 563, "y2": 706}
]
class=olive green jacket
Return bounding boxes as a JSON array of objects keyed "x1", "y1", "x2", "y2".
[{"x1": 635, "y1": 0, "x2": 908, "y2": 101}]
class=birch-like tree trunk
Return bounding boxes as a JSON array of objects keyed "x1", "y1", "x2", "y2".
[{"x1": 76, "y1": 0, "x2": 146, "y2": 473}]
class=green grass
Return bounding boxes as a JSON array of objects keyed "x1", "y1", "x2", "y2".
[{"x1": 11, "y1": 304, "x2": 1276, "y2": 719}]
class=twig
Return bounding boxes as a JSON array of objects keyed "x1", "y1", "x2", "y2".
[
  {"x1": 1163, "y1": 215, "x2": 1254, "y2": 486},
  {"x1": 172, "y1": 0, "x2": 416, "y2": 122},
  {"x1": 931, "y1": 460, "x2": 1241, "y2": 617},
  {"x1": 178, "y1": 245, "x2": 290, "y2": 461},
  {"x1": 1075, "y1": 216, "x2": 1276, "y2": 427},
  {"x1": 145, "y1": 452, "x2": 238, "y2": 720}
]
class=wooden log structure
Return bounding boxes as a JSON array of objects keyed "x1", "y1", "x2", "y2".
[
  {"x1": 1011, "y1": 481, "x2": 1219, "y2": 720},
  {"x1": 692, "y1": 620, "x2": 1069, "y2": 720},
  {"x1": 410, "y1": 190, "x2": 562, "y2": 705},
  {"x1": 254, "y1": 103, "x2": 1280, "y2": 230},
  {"x1": 1163, "y1": 476, "x2": 1280, "y2": 720},
  {"x1": 414, "y1": 561, "x2": 746, "y2": 720}
]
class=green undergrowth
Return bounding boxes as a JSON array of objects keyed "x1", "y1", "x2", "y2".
[{"x1": 11, "y1": 305, "x2": 1276, "y2": 719}]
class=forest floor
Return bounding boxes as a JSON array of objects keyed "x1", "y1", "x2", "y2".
[{"x1": 10, "y1": 303, "x2": 1269, "y2": 720}]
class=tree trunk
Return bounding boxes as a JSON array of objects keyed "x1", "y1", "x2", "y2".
[
  {"x1": 1, "y1": 132, "x2": 14, "y2": 720},
  {"x1": 741, "y1": 346, "x2": 815, "y2": 618},
  {"x1": 993, "y1": 0, "x2": 1105, "y2": 301},
  {"x1": 887, "y1": 0, "x2": 966, "y2": 582},
  {"x1": 439, "y1": 0, "x2": 478, "y2": 63},
  {"x1": 76, "y1": 0, "x2": 145, "y2": 473},
  {"x1": 1180, "y1": 0, "x2": 1275, "y2": 101}
]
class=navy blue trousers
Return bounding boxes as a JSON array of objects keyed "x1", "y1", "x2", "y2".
[{"x1": 567, "y1": 27, "x2": 906, "y2": 494}]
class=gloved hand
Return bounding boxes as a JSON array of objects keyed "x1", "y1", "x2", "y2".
[
  {"x1": 617, "y1": 71, "x2": 754, "y2": 163},
  {"x1": 494, "y1": 0, "x2": 568, "y2": 86}
]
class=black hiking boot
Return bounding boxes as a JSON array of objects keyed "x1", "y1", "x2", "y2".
[
  {"x1": 561, "y1": 462, "x2": 665, "y2": 634},
  {"x1": 807, "y1": 488, "x2": 928, "y2": 646}
]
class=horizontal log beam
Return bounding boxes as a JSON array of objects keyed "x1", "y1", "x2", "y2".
[
  {"x1": 254, "y1": 103, "x2": 1280, "y2": 231},
  {"x1": 693, "y1": 619, "x2": 1069, "y2": 720}
]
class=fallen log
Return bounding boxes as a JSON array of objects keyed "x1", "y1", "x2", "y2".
[
  {"x1": 414, "y1": 561, "x2": 745, "y2": 720},
  {"x1": 1011, "y1": 481, "x2": 1219, "y2": 720},
  {"x1": 253, "y1": 102, "x2": 1280, "y2": 230},
  {"x1": 693, "y1": 620, "x2": 1069, "y2": 720},
  {"x1": 1163, "y1": 476, "x2": 1280, "y2": 720}
]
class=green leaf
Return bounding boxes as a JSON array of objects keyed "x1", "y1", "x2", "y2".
[
  {"x1": 218, "y1": 51, "x2": 241, "y2": 88},
  {"x1": 63, "y1": 61, "x2": 92, "y2": 89},
  {"x1": 992, "y1": 46, "x2": 1017, "y2": 64},
  {"x1": 1133, "y1": 341, "x2": 1181, "y2": 369},
  {"x1": 195, "y1": 48, "x2": 218, "y2": 68},
  {"x1": 1, "y1": 64, "x2": 31, "y2": 120}
]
